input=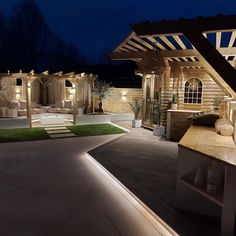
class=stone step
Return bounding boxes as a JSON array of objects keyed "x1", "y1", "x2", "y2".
[
  {"x1": 49, "y1": 133, "x2": 76, "y2": 138},
  {"x1": 44, "y1": 127, "x2": 67, "y2": 131},
  {"x1": 47, "y1": 130, "x2": 71, "y2": 134}
]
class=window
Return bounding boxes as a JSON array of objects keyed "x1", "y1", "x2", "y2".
[
  {"x1": 184, "y1": 78, "x2": 202, "y2": 104},
  {"x1": 65, "y1": 80, "x2": 72, "y2": 87},
  {"x1": 16, "y1": 78, "x2": 22, "y2": 86}
]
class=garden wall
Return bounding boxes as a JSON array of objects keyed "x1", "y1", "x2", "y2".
[{"x1": 95, "y1": 88, "x2": 143, "y2": 115}]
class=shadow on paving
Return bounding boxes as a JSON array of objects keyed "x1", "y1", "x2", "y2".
[{"x1": 89, "y1": 130, "x2": 221, "y2": 236}]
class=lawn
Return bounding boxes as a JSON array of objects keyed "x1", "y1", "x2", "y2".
[
  {"x1": 67, "y1": 124, "x2": 126, "y2": 136},
  {"x1": 0, "y1": 124, "x2": 126, "y2": 143},
  {"x1": 0, "y1": 127, "x2": 49, "y2": 143}
]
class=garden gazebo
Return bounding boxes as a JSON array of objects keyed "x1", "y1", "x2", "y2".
[{"x1": 0, "y1": 70, "x2": 96, "y2": 127}]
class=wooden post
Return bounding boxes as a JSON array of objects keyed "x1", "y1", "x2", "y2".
[
  {"x1": 73, "y1": 82, "x2": 78, "y2": 125},
  {"x1": 25, "y1": 79, "x2": 32, "y2": 128},
  {"x1": 42, "y1": 79, "x2": 47, "y2": 106},
  {"x1": 91, "y1": 76, "x2": 96, "y2": 113}
]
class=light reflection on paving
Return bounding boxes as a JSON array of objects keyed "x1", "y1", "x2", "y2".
[{"x1": 0, "y1": 133, "x2": 176, "y2": 236}]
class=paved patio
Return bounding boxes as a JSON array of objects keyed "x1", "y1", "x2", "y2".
[
  {"x1": 0, "y1": 132, "x2": 175, "y2": 236},
  {"x1": 89, "y1": 121, "x2": 221, "y2": 236}
]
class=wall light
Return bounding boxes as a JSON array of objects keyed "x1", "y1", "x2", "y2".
[{"x1": 120, "y1": 90, "x2": 128, "y2": 102}]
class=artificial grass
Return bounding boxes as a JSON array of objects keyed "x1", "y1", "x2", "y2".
[
  {"x1": 67, "y1": 124, "x2": 126, "y2": 136},
  {"x1": 0, "y1": 124, "x2": 126, "y2": 143},
  {"x1": 0, "y1": 127, "x2": 49, "y2": 143}
]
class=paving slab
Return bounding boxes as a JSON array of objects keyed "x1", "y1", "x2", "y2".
[
  {"x1": 0, "y1": 134, "x2": 170, "y2": 236},
  {"x1": 46, "y1": 130, "x2": 71, "y2": 134},
  {"x1": 49, "y1": 133, "x2": 76, "y2": 138},
  {"x1": 89, "y1": 121, "x2": 221, "y2": 236},
  {"x1": 44, "y1": 127, "x2": 67, "y2": 131}
]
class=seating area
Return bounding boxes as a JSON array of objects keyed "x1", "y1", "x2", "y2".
[
  {"x1": 8, "y1": 101, "x2": 44, "y2": 116},
  {"x1": 47, "y1": 100, "x2": 74, "y2": 114},
  {"x1": 7, "y1": 100, "x2": 75, "y2": 117}
]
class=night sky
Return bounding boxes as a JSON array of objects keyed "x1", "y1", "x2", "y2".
[{"x1": 0, "y1": 0, "x2": 236, "y2": 63}]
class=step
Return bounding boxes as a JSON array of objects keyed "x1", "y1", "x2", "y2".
[
  {"x1": 47, "y1": 130, "x2": 71, "y2": 134},
  {"x1": 44, "y1": 127, "x2": 67, "y2": 131},
  {"x1": 49, "y1": 133, "x2": 76, "y2": 138}
]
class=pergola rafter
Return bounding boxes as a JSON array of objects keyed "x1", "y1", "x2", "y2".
[{"x1": 110, "y1": 15, "x2": 236, "y2": 97}]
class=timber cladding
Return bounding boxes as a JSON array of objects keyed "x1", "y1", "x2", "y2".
[
  {"x1": 161, "y1": 69, "x2": 226, "y2": 111},
  {"x1": 159, "y1": 68, "x2": 226, "y2": 126},
  {"x1": 96, "y1": 88, "x2": 143, "y2": 115}
]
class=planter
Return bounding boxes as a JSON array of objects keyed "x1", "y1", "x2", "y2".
[
  {"x1": 153, "y1": 125, "x2": 165, "y2": 136},
  {"x1": 132, "y1": 119, "x2": 142, "y2": 128},
  {"x1": 0, "y1": 107, "x2": 8, "y2": 117},
  {"x1": 171, "y1": 103, "x2": 178, "y2": 110},
  {"x1": 77, "y1": 113, "x2": 111, "y2": 125}
]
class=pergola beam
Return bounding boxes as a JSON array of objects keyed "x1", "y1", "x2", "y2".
[
  {"x1": 172, "y1": 35, "x2": 187, "y2": 49},
  {"x1": 127, "y1": 40, "x2": 147, "y2": 51},
  {"x1": 216, "y1": 32, "x2": 222, "y2": 48},
  {"x1": 146, "y1": 36, "x2": 166, "y2": 50},
  {"x1": 159, "y1": 36, "x2": 176, "y2": 49},
  {"x1": 109, "y1": 47, "x2": 236, "y2": 60},
  {"x1": 113, "y1": 32, "x2": 136, "y2": 52},
  {"x1": 170, "y1": 61, "x2": 202, "y2": 67},
  {"x1": 228, "y1": 31, "x2": 236, "y2": 47},
  {"x1": 131, "y1": 15, "x2": 236, "y2": 36},
  {"x1": 123, "y1": 44, "x2": 139, "y2": 52},
  {"x1": 132, "y1": 35, "x2": 154, "y2": 50}
]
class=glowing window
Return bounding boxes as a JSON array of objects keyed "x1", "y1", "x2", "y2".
[{"x1": 184, "y1": 78, "x2": 202, "y2": 104}]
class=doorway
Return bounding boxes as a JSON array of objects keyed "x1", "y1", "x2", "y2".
[{"x1": 143, "y1": 75, "x2": 161, "y2": 128}]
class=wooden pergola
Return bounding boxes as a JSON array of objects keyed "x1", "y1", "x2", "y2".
[
  {"x1": 109, "y1": 14, "x2": 236, "y2": 98},
  {"x1": 2, "y1": 70, "x2": 96, "y2": 127}
]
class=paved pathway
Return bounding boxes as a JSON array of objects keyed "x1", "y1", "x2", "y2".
[{"x1": 0, "y1": 133, "x2": 175, "y2": 236}]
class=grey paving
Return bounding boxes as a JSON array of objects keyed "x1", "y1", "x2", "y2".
[
  {"x1": 0, "y1": 134, "x2": 166, "y2": 236},
  {"x1": 89, "y1": 121, "x2": 221, "y2": 236}
]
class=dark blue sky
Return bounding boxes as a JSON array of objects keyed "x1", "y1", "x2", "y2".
[{"x1": 0, "y1": 0, "x2": 236, "y2": 63}]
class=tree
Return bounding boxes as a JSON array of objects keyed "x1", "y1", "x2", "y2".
[
  {"x1": 4, "y1": 0, "x2": 86, "y2": 71},
  {"x1": 128, "y1": 97, "x2": 143, "y2": 120},
  {"x1": 0, "y1": 79, "x2": 7, "y2": 107},
  {"x1": 92, "y1": 80, "x2": 112, "y2": 113}
]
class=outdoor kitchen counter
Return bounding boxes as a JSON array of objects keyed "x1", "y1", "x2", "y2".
[
  {"x1": 177, "y1": 125, "x2": 236, "y2": 236},
  {"x1": 178, "y1": 125, "x2": 236, "y2": 167}
]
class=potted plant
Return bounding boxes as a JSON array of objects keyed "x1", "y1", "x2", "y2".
[
  {"x1": 171, "y1": 93, "x2": 178, "y2": 110},
  {"x1": 128, "y1": 97, "x2": 143, "y2": 128},
  {"x1": 153, "y1": 100, "x2": 165, "y2": 136},
  {"x1": 213, "y1": 97, "x2": 222, "y2": 111}
]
